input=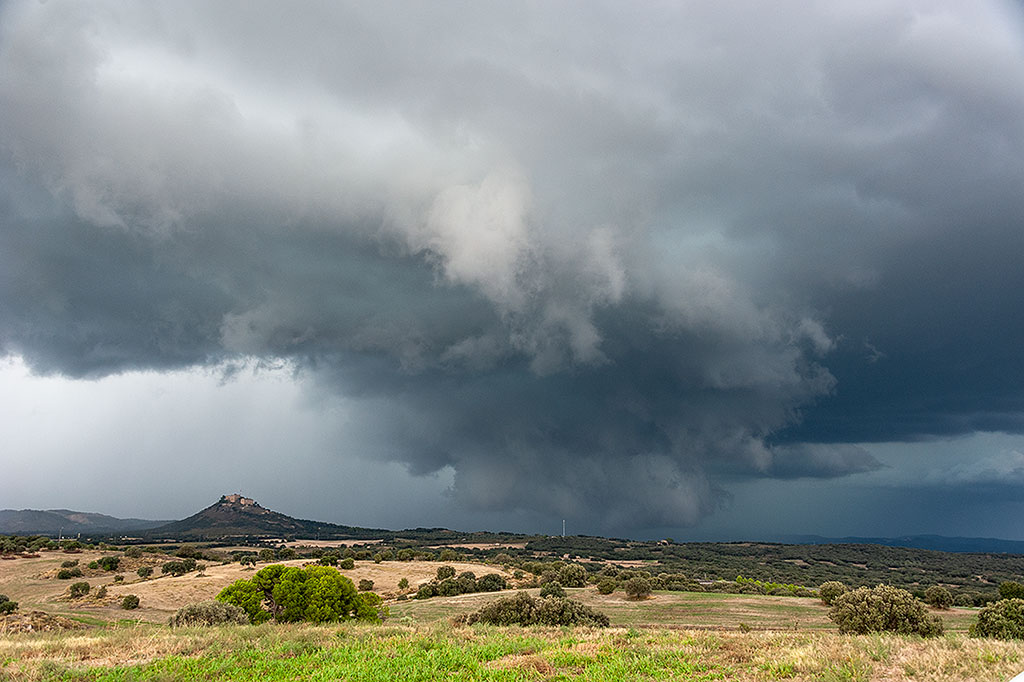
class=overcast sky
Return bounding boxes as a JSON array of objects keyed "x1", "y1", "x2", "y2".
[{"x1": 2, "y1": 1, "x2": 1024, "y2": 540}]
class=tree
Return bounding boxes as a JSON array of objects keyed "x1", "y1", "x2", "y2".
[
  {"x1": 218, "y1": 564, "x2": 380, "y2": 624},
  {"x1": 464, "y1": 592, "x2": 609, "y2": 627},
  {"x1": 358, "y1": 579, "x2": 374, "y2": 592},
  {"x1": 477, "y1": 573, "x2": 507, "y2": 592},
  {"x1": 171, "y1": 601, "x2": 249, "y2": 627},
  {"x1": 597, "y1": 579, "x2": 617, "y2": 595},
  {"x1": 137, "y1": 566, "x2": 153, "y2": 579},
  {"x1": 258, "y1": 549, "x2": 276, "y2": 563},
  {"x1": 339, "y1": 558, "x2": 355, "y2": 570},
  {"x1": 540, "y1": 581, "x2": 566, "y2": 598},
  {"x1": 98, "y1": 556, "x2": 120, "y2": 571},
  {"x1": 0, "y1": 594, "x2": 17, "y2": 615},
  {"x1": 69, "y1": 582, "x2": 90, "y2": 598},
  {"x1": 398, "y1": 578, "x2": 410, "y2": 591},
  {"x1": 558, "y1": 564, "x2": 589, "y2": 588},
  {"x1": 1000, "y1": 582, "x2": 1024, "y2": 600},
  {"x1": 436, "y1": 565, "x2": 456, "y2": 581},
  {"x1": 624, "y1": 577, "x2": 652, "y2": 600},
  {"x1": 121, "y1": 594, "x2": 140, "y2": 610},
  {"x1": 924, "y1": 585, "x2": 953, "y2": 610},
  {"x1": 829, "y1": 585, "x2": 942, "y2": 636},
  {"x1": 819, "y1": 581, "x2": 848, "y2": 606}
]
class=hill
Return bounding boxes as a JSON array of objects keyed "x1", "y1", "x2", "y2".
[
  {"x1": 143, "y1": 494, "x2": 389, "y2": 541},
  {"x1": 0, "y1": 508, "x2": 166, "y2": 535}
]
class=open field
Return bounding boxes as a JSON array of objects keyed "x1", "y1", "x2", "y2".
[
  {"x1": 4, "y1": 621, "x2": 1024, "y2": 681},
  {"x1": 0, "y1": 551, "x2": 511, "y2": 624},
  {"x1": 390, "y1": 587, "x2": 980, "y2": 633}
]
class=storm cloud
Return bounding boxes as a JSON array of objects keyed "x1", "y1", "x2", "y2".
[{"x1": 2, "y1": 1, "x2": 1023, "y2": 532}]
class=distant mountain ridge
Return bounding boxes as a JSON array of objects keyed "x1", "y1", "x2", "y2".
[
  {"x1": 143, "y1": 493, "x2": 389, "y2": 540},
  {"x1": 0, "y1": 508, "x2": 167, "y2": 535},
  {"x1": 779, "y1": 534, "x2": 1024, "y2": 555}
]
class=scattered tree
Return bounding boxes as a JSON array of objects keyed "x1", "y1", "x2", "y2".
[
  {"x1": 358, "y1": 579, "x2": 375, "y2": 592},
  {"x1": 597, "y1": 579, "x2": 617, "y2": 595},
  {"x1": 464, "y1": 592, "x2": 609, "y2": 627},
  {"x1": 540, "y1": 581, "x2": 566, "y2": 598},
  {"x1": 558, "y1": 564, "x2": 589, "y2": 588},
  {"x1": 436, "y1": 565, "x2": 456, "y2": 581},
  {"x1": 624, "y1": 577, "x2": 652, "y2": 600},
  {"x1": 971, "y1": 598, "x2": 1024, "y2": 639},
  {"x1": 398, "y1": 578, "x2": 410, "y2": 591},
  {"x1": 819, "y1": 581, "x2": 848, "y2": 606},
  {"x1": 339, "y1": 558, "x2": 355, "y2": 570},
  {"x1": 137, "y1": 566, "x2": 153, "y2": 579},
  {"x1": 121, "y1": 594, "x2": 140, "y2": 610},
  {"x1": 171, "y1": 601, "x2": 249, "y2": 627},
  {"x1": 69, "y1": 582, "x2": 90, "y2": 598},
  {"x1": 829, "y1": 585, "x2": 942, "y2": 636},
  {"x1": 924, "y1": 585, "x2": 953, "y2": 610},
  {"x1": 0, "y1": 594, "x2": 17, "y2": 615},
  {"x1": 1000, "y1": 582, "x2": 1024, "y2": 600}
]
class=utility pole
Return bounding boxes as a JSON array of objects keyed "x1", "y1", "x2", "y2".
[{"x1": 562, "y1": 519, "x2": 565, "y2": 537}]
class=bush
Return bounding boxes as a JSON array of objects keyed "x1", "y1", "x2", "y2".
[
  {"x1": 121, "y1": 594, "x2": 140, "y2": 610},
  {"x1": 972, "y1": 599, "x2": 1024, "y2": 639},
  {"x1": 829, "y1": 585, "x2": 943, "y2": 636},
  {"x1": 113, "y1": 574, "x2": 124, "y2": 583},
  {"x1": 319, "y1": 553, "x2": 339, "y2": 566},
  {"x1": 477, "y1": 573, "x2": 507, "y2": 592},
  {"x1": 456, "y1": 572, "x2": 477, "y2": 593},
  {"x1": 558, "y1": 564, "x2": 589, "y2": 588},
  {"x1": 436, "y1": 565, "x2": 456, "y2": 581},
  {"x1": 171, "y1": 600, "x2": 249, "y2": 627},
  {"x1": 0, "y1": 594, "x2": 17, "y2": 614},
  {"x1": 624, "y1": 577, "x2": 652, "y2": 600},
  {"x1": 69, "y1": 582, "x2": 90, "y2": 598},
  {"x1": 540, "y1": 581, "x2": 566, "y2": 598},
  {"x1": 88, "y1": 561, "x2": 99, "y2": 570},
  {"x1": 358, "y1": 579, "x2": 374, "y2": 592},
  {"x1": 124, "y1": 547, "x2": 143, "y2": 558},
  {"x1": 954, "y1": 593, "x2": 975, "y2": 607},
  {"x1": 597, "y1": 579, "x2": 617, "y2": 595},
  {"x1": 924, "y1": 585, "x2": 953, "y2": 610},
  {"x1": 98, "y1": 556, "x2": 120, "y2": 571},
  {"x1": 137, "y1": 566, "x2": 153, "y2": 579},
  {"x1": 465, "y1": 592, "x2": 608, "y2": 627},
  {"x1": 96, "y1": 585, "x2": 108, "y2": 599},
  {"x1": 339, "y1": 558, "x2": 355, "y2": 570},
  {"x1": 61, "y1": 560, "x2": 79, "y2": 568},
  {"x1": 819, "y1": 581, "x2": 847, "y2": 606},
  {"x1": 398, "y1": 577, "x2": 410, "y2": 590},
  {"x1": 1000, "y1": 582, "x2": 1024, "y2": 600},
  {"x1": 57, "y1": 567, "x2": 83, "y2": 580}
]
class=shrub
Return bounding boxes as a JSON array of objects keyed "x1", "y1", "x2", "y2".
[
  {"x1": 924, "y1": 585, "x2": 953, "y2": 610},
  {"x1": 358, "y1": 579, "x2": 374, "y2": 592},
  {"x1": 415, "y1": 583, "x2": 436, "y2": 599},
  {"x1": 465, "y1": 592, "x2": 609, "y2": 627},
  {"x1": 624, "y1": 577, "x2": 652, "y2": 600},
  {"x1": 398, "y1": 577, "x2": 410, "y2": 590},
  {"x1": 971, "y1": 598, "x2": 1024, "y2": 639},
  {"x1": 96, "y1": 585, "x2": 108, "y2": 599},
  {"x1": 339, "y1": 558, "x2": 355, "y2": 570},
  {"x1": 124, "y1": 547, "x2": 143, "y2": 558},
  {"x1": 69, "y1": 582, "x2": 90, "y2": 598},
  {"x1": 540, "y1": 581, "x2": 566, "y2": 598},
  {"x1": 436, "y1": 565, "x2": 456, "y2": 581},
  {"x1": 456, "y1": 572, "x2": 477, "y2": 593},
  {"x1": 258, "y1": 549, "x2": 276, "y2": 563},
  {"x1": 61, "y1": 560, "x2": 79, "y2": 568},
  {"x1": 88, "y1": 561, "x2": 99, "y2": 570},
  {"x1": 1000, "y1": 582, "x2": 1024, "y2": 600},
  {"x1": 57, "y1": 567, "x2": 83, "y2": 580},
  {"x1": 819, "y1": 581, "x2": 848, "y2": 606},
  {"x1": 171, "y1": 600, "x2": 249, "y2": 627},
  {"x1": 113, "y1": 574, "x2": 124, "y2": 583},
  {"x1": 440, "y1": 549, "x2": 460, "y2": 562},
  {"x1": 477, "y1": 573, "x2": 507, "y2": 592},
  {"x1": 162, "y1": 559, "x2": 197, "y2": 576},
  {"x1": 558, "y1": 564, "x2": 589, "y2": 588},
  {"x1": 954, "y1": 593, "x2": 975, "y2": 607},
  {"x1": 318, "y1": 553, "x2": 339, "y2": 566},
  {"x1": 373, "y1": 553, "x2": 383, "y2": 564},
  {"x1": 0, "y1": 594, "x2": 17, "y2": 614},
  {"x1": 829, "y1": 585, "x2": 943, "y2": 636},
  {"x1": 137, "y1": 566, "x2": 153, "y2": 579},
  {"x1": 597, "y1": 579, "x2": 617, "y2": 595},
  {"x1": 121, "y1": 594, "x2": 140, "y2": 610},
  {"x1": 98, "y1": 556, "x2": 120, "y2": 571}
]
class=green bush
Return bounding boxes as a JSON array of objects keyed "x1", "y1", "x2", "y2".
[
  {"x1": 540, "y1": 581, "x2": 566, "y2": 598},
  {"x1": 88, "y1": 561, "x2": 99, "y2": 570},
  {"x1": 829, "y1": 585, "x2": 943, "y2": 636},
  {"x1": 96, "y1": 585, "x2": 108, "y2": 599},
  {"x1": 137, "y1": 566, "x2": 153, "y2": 579},
  {"x1": 436, "y1": 565, "x2": 456, "y2": 581},
  {"x1": 0, "y1": 594, "x2": 17, "y2": 614},
  {"x1": 69, "y1": 582, "x2": 90, "y2": 598},
  {"x1": 971, "y1": 598, "x2": 1024, "y2": 639},
  {"x1": 597, "y1": 579, "x2": 617, "y2": 595},
  {"x1": 121, "y1": 594, "x2": 140, "y2": 610},
  {"x1": 113, "y1": 574, "x2": 124, "y2": 583},
  {"x1": 1000, "y1": 582, "x2": 1024, "y2": 600},
  {"x1": 398, "y1": 577, "x2": 410, "y2": 590},
  {"x1": 358, "y1": 579, "x2": 374, "y2": 592},
  {"x1": 819, "y1": 581, "x2": 848, "y2": 606},
  {"x1": 319, "y1": 553, "x2": 339, "y2": 566},
  {"x1": 98, "y1": 556, "x2": 120, "y2": 571},
  {"x1": 339, "y1": 558, "x2": 355, "y2": 570},
  {"x1": 477, "y1": 573, "x2": 507, "y2": 592},
  {"x1": 217, "y1": 564, "x2": 380, "y2": 624},
  {"x1": 624, "y1": 577, "x2": 652, "y2": 600},
  {"x1": 61, "y1": 560, "x2": 79, "y2": 568},
  {"x1": 954, "y1": 593, "x2": 975, "y2": 607},
  {"x1": 57, "y1": 567, "x2": 83, "y2": 580},
  {"x1": 124, "y1": 547, "x2": 143, "y2": 558},
  {"x1": 558, "y1": 564, "x2": 589, "y2": 588},
  {"x1": 464, "y1": 592, "x2": 609, "y2": 627},
  {"x1": 924, "y1": 585, "x2": 952, "y2": 610},
  {"x1": 170, "y1": 600, "x2": 249, "y2": 627}
]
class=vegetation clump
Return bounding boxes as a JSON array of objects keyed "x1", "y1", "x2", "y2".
[
  {"x1": 971, "y1": 599, "x2": 1024, "y2": 639},
  {"x1": 828, "y1": 585, "x2": 943, "y2": 636},
  {"x1": 597, "y1": 579, "x2": 617, "y2": 595},
  {"x1": 539, "y1": 581, "x2": 566, "y2": 598},
  {"x1": 97, "y1": 556, "x2": 120, "y2": 571},
  {"x1": 57, "y1": 567, "x2": 83, "y2": 580},
  {"x1": 924, "y1": 585, "x2": 952, "y2": 610},
  {"x1": 624, "y1": 577, "x2": 652, "y2": 600},
  {"x1": 464, "y1": 592, "x2": 609, "y2": 627},
  {"x1": 121, "y1": 595, "x2": 140, "y2": 610},
  {"x1": 0, "y1": 594, "x2": 17, "y2": 614},
  {"x1": 217, "y1": 564, "x2": 382, "y2": 624},
  {"x1": 819, "y1": 581, "x2": 848, "y2": 605},
  {"x1": 69, "y1": 582, "x2": 90, "y2": 598},
  {"x1": 171, "y1": 601, "x2": 249, "y2": 627}
]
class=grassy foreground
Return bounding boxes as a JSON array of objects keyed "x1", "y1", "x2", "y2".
[{"x1": 3, "y1": 622, "x2": 1024, "y2": 682}]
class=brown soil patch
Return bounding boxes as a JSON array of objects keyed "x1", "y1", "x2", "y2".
[
  {"x1": 485, "y1": 653, "x2": 553, "y2": 674},
  {"x1": 0, "y1": 610, "x2": 88, "y2": 634}
]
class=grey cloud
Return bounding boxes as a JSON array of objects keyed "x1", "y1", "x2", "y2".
[{"x1": 1, "y1": 1, "x2": 1023, "y2": 532}]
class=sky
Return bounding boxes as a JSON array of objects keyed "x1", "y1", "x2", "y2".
[{"x1": 2, "y1": 1, "x2": 1024, "y2": 541}]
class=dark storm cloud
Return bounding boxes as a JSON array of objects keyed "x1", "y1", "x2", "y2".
[{"x1": 1, "y1": 0, "x2": 1023, "y2": 531}]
